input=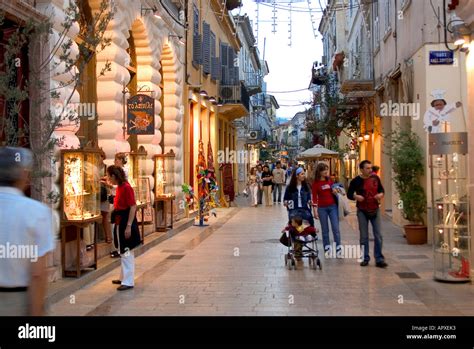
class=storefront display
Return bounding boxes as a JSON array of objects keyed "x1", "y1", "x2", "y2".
[
  {"x1": 60, "y1": 149, "x2": 101, "y2": 277},
  {"x1": 153, "y1": 150, "x2": 176, "y2": 231},
  {"x1": 124, "y1": 147, "x2": 148, "y2": 206},
  {"x1": 429, "y1": 132, "x2": 471, "y2": 282},
  {"x1": 154, "y1": 149, "x2": 176, "y2": 198},
  {"x1": 61, "y1": 149, "x2": 101, "y2": 222}
]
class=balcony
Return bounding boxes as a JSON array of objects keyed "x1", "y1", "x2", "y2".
[
  {"x1": 219, "y1": 83, "x2": 250, "y2": 120},
  {"x1": 243, "y1": 72, "x2": 262, "y2": 96},
  {"x1": 339, "y1": 51, "x2": 374, "y2": 99}
]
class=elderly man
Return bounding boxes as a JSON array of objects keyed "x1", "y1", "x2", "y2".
[{"x1": 0, "y1": 147, "x2": 56, "y2": 315}]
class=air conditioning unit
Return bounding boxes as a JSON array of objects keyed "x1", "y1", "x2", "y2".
[
  {"x1": 248, "y1": 130, "x2": 258, "y2": 140},
  {"x1": 220, "y1": 86, "x2": 236, "y2": 99}
]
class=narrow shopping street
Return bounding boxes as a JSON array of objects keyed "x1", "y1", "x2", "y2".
[{"x1": 48, "y1": 197, "x2": 474, "y2": 316}]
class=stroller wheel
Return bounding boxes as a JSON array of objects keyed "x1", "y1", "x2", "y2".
[
  {"x1": 309, "y1": 256, "x2": 317, "y2": 270},
  {"x1": 291, "y1": 256, "x2": 297, "y2": 270},
  {"x1": 317, "y1": 258, "x2": 322, "y2": 270}
]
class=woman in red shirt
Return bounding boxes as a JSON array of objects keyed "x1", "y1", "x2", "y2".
[
  {"x1": 312, "y1": 163, "x2": 342, "y2": 256},
  {"x1": 107, "y1": 166, "x2": 141, "y2": 291}
]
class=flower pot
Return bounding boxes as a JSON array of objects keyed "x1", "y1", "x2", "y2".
[{"x1": 404, "y1": 224, "x2": 427, "y2": 245}]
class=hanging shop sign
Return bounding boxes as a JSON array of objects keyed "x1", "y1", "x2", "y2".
[
  {"x1": 127, "y1": 94, "x2": 155, "y2": 135},
  {"x1": 429, "y1": 51, "x2": 454, "y2": 65}
]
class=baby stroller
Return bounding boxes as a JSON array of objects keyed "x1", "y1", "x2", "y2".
[{"x1": 281, "y1": 219, "x2": 322, "y2": 270}]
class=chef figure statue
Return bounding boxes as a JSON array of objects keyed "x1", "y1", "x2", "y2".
[{"x1": 423, "y1": 89, "x2": 462, "y2": 133}]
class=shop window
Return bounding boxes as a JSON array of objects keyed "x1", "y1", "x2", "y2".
[{"x1": 76, "y1": 0, "x2": 98, "y2": 145}]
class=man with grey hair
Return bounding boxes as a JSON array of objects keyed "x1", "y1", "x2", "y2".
[{"x1": 0, "y1": 147, "x2": 56, "y2": 315}]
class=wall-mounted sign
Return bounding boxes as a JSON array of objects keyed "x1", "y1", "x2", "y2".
[
  {"x1": 429, "y1": 51, "x2": 454, "y2": 65},
  {"x1": 127, "y1": 94, "x2": 155, "y2": 135},
  {"x1": 429, "y1": 132, "x2": 468, "y2": 155}
]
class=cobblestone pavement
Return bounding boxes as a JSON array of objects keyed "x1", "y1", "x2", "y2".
[{"x1": 48, "y1": 196, "x2": 474, "y2": 316}]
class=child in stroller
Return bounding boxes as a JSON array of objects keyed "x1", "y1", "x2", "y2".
[{"x1": 281, "y1": 216, "x2": 322, "y2": 270}]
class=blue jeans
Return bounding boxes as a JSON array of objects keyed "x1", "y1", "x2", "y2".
[
  {"x1": 357, "y1": 208, "x2": 384, "y2": 263},
  {"x1": 273, "y1": 183, "x2": 283, "y2": 202},
  {"x1": 318, "y1": 204, "x2": 341, "y2": 250}
]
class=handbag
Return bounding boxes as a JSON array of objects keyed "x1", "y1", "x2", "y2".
[{"x1": 280, "y1": 232, "x2": 290, "y2": 247}]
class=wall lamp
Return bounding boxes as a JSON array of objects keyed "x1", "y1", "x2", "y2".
[
  {"x1": 208, "y1": 96, "x2": 217, "y2": 103},
  {"x1": 363, "y1": 133, "x2": 370, "y2": 141},
  {"x1": 141, "y1": 5, "x2": 161, "y2": 19},
  {"x1": 199, "y1": 90, "x2": 208, "y2": 97}
]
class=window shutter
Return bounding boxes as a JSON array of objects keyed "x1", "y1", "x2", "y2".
[
  {"x1": 193, "y1": 34, "x2": 202, "y2": 65},
  {"x1": 220, "y1": 42, "x2": 228, "y2": 84},
  {"x1": 192, "y1": 5, "x2": 201, "y2": 66},
  {"x1": 210, "y1": 31, "x2": 217, "y2": 80},
  {"x1": 202, "y1": 22, "x2": 210, "y2": 74}
]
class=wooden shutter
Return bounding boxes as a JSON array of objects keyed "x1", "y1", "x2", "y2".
[
  {"x1": 202, "y1": 22, "x2": 210, "y2": 74},
  {"x1": 192, "y1": 5, "x2": 201, "y2": 66},
  {"x1": 210, "y1": 31, "x2": 218, "y2": 80}
]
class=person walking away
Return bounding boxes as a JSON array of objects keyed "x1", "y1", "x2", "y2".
[
  {"x1": 347, "y1": 160, "x2": 387, "y2": 268},
  {"x1": 256, "y1": 164, "x2": 264, "y2": 205},
  {"x1": 261, "y1": 165, "x2": 273, "y2": 206},
  {"x1": 248, "y1": 167, "x2": 259, "y2": 207},
  {"x1": 312, "y1": 163, "x2": 342, "y2": 257},
  {"x1": 0, "y1": 147, "x2": 56, "y2": 315},
  {"x1": 107, "y1": 166, "x2": 142, "y2": 290},
  {"x1": 272, "y1": 161, "x2": 285, "y2": 204},
  {"x1": 284, "y1": 167, "x2": 314, "y2": 227}
]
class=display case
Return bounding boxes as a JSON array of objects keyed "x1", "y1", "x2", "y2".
[
  {"x1": 429, "y1": 132, "x2": 471, "y2": 282},
  {"x1": 154, "y1": 149, "x2": 176, "y2": 199},
  {"x1": 124, "y1": 146, "x2": 148, "y2": 207},
  {"x1": 61, "y1": 149, "x2": 102, "y2": 222},
  {"x1": 154, "y1": 150, "x2": 176, "y2": 231},
  {"x1": 60, "y1": 148, "x2": 102, "y2": 277}
]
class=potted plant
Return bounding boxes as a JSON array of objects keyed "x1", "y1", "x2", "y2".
[{"x1": 390, "y1": 129, "x2": 427, "y2": 244}]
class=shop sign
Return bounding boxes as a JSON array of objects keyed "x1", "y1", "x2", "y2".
[
  {"x1": 429, "y1": 51, "x2": 454, "y2": 65},
  {"x1": 429, "y1": 132, "x2": 468, "y2": 154},
  {"x1": 127, "y1": 94, "x2": 155, "y2": 135}
]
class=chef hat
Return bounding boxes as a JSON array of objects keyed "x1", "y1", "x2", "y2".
[{"x1": 431, "y1": 89, "x2": 446, "y2": 100}]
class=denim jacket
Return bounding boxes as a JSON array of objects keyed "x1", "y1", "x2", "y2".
[{"x1": 284, "y1": 184, "x2": 312, "y2": 211}]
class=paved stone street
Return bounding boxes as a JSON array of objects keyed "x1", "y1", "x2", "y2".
[{"x1": 48, "y1": 197, "x2": 474, "y2": 316}]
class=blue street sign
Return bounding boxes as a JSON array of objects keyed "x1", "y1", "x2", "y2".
[{"x1": 429, "y1": 51, "x2": 454, "y2": 65}]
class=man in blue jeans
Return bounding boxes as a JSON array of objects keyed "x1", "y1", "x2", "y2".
[{"x1": 347, "y1": 160, "x2": 388, "y2": 268}]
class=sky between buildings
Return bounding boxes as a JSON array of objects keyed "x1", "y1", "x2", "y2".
[{"x1": 232, "y1": 0, "x2": 324, "y2": 120}]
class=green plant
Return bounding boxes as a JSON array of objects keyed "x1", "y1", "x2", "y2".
[{"x1": 390, "y1": 129, "x2": 426, "y2": 224}]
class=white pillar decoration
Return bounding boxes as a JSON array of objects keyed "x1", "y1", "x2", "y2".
[
  {"x1": 37, "y1": 0, "x2": 81, "y2": 209},
  {"x1": 94, "y1": 0, "x2": 185, "y2": 210}
]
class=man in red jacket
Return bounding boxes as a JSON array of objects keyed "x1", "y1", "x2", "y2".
[{"x1": 347, "y1": 160, "x2": 387, "y2": 268}]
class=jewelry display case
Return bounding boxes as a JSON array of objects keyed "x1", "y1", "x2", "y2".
[
  {"x1": 61, "y1": 149, "x2": 102, "y2": 223},
  {"x1": 429, "y1": 132, "x2": 471, "y2": 282},
  {"x1": 153, "y1": 150, "x2": 176, "y2": 231},
  {"x1": 153, "y1": 149, "x2": 176, "y2": 199},
  {"x1": 124, "y1": 147, "x2": 148, "y2": 207},
  {"x1": 60, "y1": 149, "x2": 102, "y2": 277}
]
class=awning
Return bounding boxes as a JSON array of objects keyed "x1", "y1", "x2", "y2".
[{"x1": 296, "y1": 144, "x2": 339, "y2": 160}]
